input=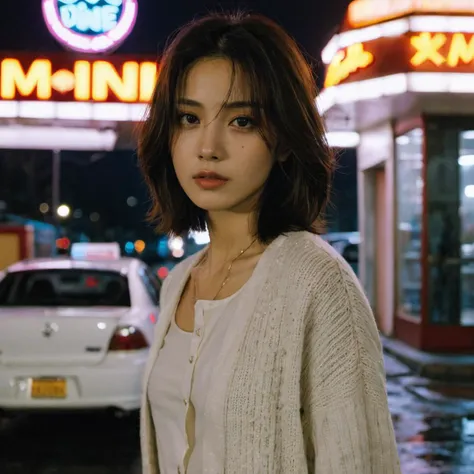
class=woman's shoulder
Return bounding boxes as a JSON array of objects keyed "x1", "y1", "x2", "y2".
[
  {"x1": 276, "y1": 231, "x2": 366, "y2": 304},
  {"x1": 280, "y1": 232, "x2": 372, "y2": 328},
  {"x1": 278, "y1": 231, "x2": 354, "y2": 280}
]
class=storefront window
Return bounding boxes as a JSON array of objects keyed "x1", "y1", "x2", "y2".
[
  {"x1": 425, "y1": 121, "x2": 462, "y2": 325},
  {"x1": 459, "y1": 131, "x2": 474, "y2": 326},
  {"x1": 424, "y1": 122, "x2": 474, "y2": 327},
  {"x1": 396, "y1": 128, "x2": 423, "y2": 319}
]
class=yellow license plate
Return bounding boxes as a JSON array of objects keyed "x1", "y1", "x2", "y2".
[{"x1": 31, "y1": 379, "x2": 67, "y2": 399}]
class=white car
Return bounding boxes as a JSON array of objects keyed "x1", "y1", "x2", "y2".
[{"x1": 0, "y1": 243, "x2": 160, "y2": 414}]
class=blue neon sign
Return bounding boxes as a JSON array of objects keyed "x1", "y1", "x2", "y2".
[
  {"x1": 43, "y1": 0, "x2": 138, "y2": 53},
  {"x1": 57, "y1": 0, "x2": 124, "y2": 36}
]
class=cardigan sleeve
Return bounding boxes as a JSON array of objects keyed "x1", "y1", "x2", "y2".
[{"x1": 300, "y1": 259, "x2": 401, "y2": 474}]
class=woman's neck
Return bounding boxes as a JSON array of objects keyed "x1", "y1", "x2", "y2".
[{"x1": 204, "y1": 210, "x2": 264, "y2": 273}]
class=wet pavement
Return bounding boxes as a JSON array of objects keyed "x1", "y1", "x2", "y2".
[
  {"x1": 387, "y1": 354, "x2": 474, "y2": 474},
  {"x1": 0, "y1": 355, "x2": 473, "y2": 473}
]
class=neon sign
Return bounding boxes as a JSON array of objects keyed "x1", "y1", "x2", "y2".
[
  {"x1": 348, "y1": 0, "x2": 474, "y2": 28},
  {"x1": 0, "y1": 57, "x2": 157, "y2": 103},
  {"x1": 324, "y1": 44, "x2": 374, "y2": 88},
  {"x1": 411, "y1": 33, "x2": 474, "y2": 67},
  {"x1": 324, "y1": 33, "x2": 474, "y2": 88},
  {"x1": 410, "y1": 33, "x2": 447, "y2": 66},
  {"x1": 42, "y1": 0, "x2": 138, "y2": 53}
]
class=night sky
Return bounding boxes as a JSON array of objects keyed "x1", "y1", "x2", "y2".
[
  {"x1": 0, "y1": 1, "x2": 350, "y2": 60},
  {"x1": 0, "y1": 0, "x2": 356, "y2": 239}
]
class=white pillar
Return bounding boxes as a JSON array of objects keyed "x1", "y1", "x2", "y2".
[{"x1": 357, "y1": 123, "x2": 396, "y2": 335}]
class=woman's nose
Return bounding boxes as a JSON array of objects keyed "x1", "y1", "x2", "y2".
[{"x1": 197, "y1": 124, "x2": 223, "y2": 161}]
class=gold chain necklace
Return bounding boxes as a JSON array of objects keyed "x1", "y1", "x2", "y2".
[{"x1": 193, "y1": 238, "x2": 257, "y2": 302}]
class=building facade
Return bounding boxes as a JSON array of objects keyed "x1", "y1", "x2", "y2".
[{"x1": 320, "y1": 0, "x2": 474, "y2": 353}]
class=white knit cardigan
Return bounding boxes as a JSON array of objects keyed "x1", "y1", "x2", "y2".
[{"x1": 140, "y1": 231, "x2": 401, "y2": 474}]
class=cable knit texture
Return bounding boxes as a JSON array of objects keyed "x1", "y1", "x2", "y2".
[{"x1": 140, "y1": 231, "x2": 401, "y2": 474}]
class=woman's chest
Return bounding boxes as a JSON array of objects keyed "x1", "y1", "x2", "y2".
[
  {"x1": 150, "y1": 264, "x2": 305, "y2": 416},
  {"x1": 149, "y1": 299, "x2": 238, "y2": 417},
  {"x1": 146, "y1": 285, "x2": 305, "y2": 473}
]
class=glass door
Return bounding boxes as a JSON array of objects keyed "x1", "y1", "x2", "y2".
[
  {"x1": 459, "y1": 130, "x2": 474, "y2": 326},
  {"x1": 425, "y1": 118, "x2": 474, "y2": 326}
]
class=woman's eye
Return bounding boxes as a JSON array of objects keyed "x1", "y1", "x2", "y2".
[
  {"x1": 179, "y1": 113, "x2": 199, "y2": 125},
  {"x1": 231, "y1": 116, "x2": 255, "y2": 129}
]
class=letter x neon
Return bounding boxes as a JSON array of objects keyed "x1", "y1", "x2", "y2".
[{"x1": 410, "y1": 32, "x2": 446, "y2": 66}]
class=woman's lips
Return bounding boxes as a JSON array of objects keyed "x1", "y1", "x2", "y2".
[
  {"x1": 193, "y1": 171, "x2": 229, "y2": 190},
  {"x1": 194, "y1": 177, "x2": 228, "y2": 190}
]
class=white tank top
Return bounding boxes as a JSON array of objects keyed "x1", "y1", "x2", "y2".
[{"x1": 147, "y1": 289, "x2": 242, "y2": 474}]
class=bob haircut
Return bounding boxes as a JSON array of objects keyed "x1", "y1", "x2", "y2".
[{"x1": 138, "y1": 11, "x2": 334, "y2": 243}]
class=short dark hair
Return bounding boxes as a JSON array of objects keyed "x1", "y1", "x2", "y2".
[{"x1": 137, "y1": 11, "x2": 334, "y2": 243}]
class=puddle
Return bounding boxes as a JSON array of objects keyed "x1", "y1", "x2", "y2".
[
  {"x1": 395, "y1": 393, "x2": 474, "y2": 473},
  {"x1": 399, "y1": 440, "x2": 474, "y2": 473}
]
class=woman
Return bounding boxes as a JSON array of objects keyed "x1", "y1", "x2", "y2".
[{"x1": 138, "y1": 11, "x2": 401, "y2": 474}]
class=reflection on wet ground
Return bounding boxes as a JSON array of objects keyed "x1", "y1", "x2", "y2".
[
  {"x1": 387, "y1": 373, "x2": 474, "y2": 473},
  {"x1": 0, "y1": 357, "x2": 473, "y2": 473}
]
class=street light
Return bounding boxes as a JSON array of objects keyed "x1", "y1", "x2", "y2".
[
  {"x1": 127, "y1": 196, "x2": 138, "y2": 207},
  {"x1": 57, "y1": 204, "x2": 71, "y2": 218}
]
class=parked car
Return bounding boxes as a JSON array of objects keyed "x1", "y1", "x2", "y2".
[
  {"x1": 0, "y1": 243, "x2": 160, "y2": 415},
  {"x1": 321, "y1": 232, "x2": 360, "y2": 275}
]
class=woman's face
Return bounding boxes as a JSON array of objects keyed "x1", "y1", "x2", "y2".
[{"x1": 171, "y1": 57, "x2": 274, "y2": 214}]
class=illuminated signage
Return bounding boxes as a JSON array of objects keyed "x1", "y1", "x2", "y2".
[
  {"x1": 324, "y1": 43, "x2": 374, "y2": 88},
  {"x1": 348, "y1": 0, "x2": 474, "y2": 28},
  {"x1": 411, "y1": 32, "x2": 474, "y2": 67},
  {"x1": 0, "y1": 56, "x2": 157, "y2": 103},
  {"x1": 324, "y1": 32, "x2": 474, "y2": 88},
  {"x1": 42, "y1": 0, "x2": 138, "y2": 53}
]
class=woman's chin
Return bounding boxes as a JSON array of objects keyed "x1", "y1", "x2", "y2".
[
  {"x1": 187, "y1": 188, "x2": 257, "y2": 214},
  {"x1": 193, "y1": 201, "x2": 231, "y2": 213},
  {"x1": 188, "y1": 193, "x2": 235, "y2": 212}
]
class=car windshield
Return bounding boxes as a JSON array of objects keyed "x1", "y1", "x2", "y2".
[{"x1": 0, "y1": 269, "x2": 131, "y2": 307}]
